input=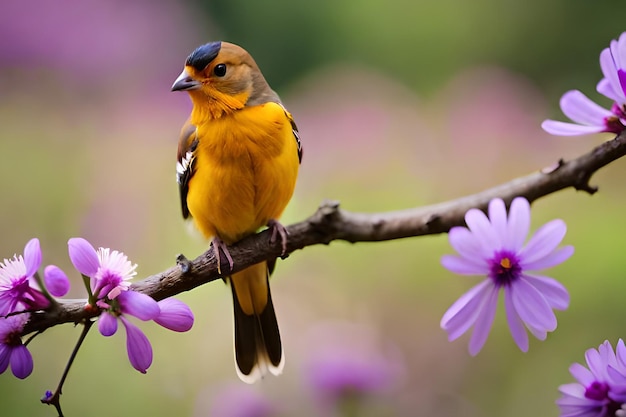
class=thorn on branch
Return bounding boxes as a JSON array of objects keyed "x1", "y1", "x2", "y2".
[
  {"x1": 541, "y1": 158, "x2": 566, "y2": 174},
  {"x1": 426, "y1": 213, "x2": 442, "y2": 230},
  {"x1": 575, "y1": 180, "x2": 598, "y2": 195},
  {"x1": 176, "y1": 254, "x2": 192, "y2": 274}
]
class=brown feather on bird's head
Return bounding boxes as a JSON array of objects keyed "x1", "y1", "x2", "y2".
[{"x1": 171, "y1": 41, "x2": 280, "y2": 112}]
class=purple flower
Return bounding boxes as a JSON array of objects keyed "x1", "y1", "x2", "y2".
[
  {"x1": 68, "y1": 237, "x2": 157, "y2": 373},
  {"x1": 303, "y1": 322, "x2": 404, "y2": 412},
  {"x1": 557, "y1": 340, "x2": 626, "y2": 417},
  {"x1": 67, "y1": 238, "x2": 195, "y2": 373},
  {"x1": 440, "y1": 197, "x2": 573, "y2": 355},
  {"x1": 68, "y1": 238, "x2": 136, "y2": 300},
  {"x1": 0, "y1": 314, "x2": 33, "y2": 379},
  {"x1": 153, "y1": 298, "x2": 194, "y2": 332},
  {"x1": 207, "y1": 384, "x2": 276, "y2": 417},
  {"x1": 0, "y1": 238, "x2": 49, "y2": 315},
  {"x1": 542, "y1": 32, "x2": 626, "y2": 136}
]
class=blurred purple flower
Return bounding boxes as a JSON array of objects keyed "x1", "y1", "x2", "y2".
[
  {"x1": 207, "y1": 384, "x2": 276, "y2": 417},
  {"x1": 68, "y1": 237, "x2": 136, "y2": 300},
  {"x1": 0, "y1": 238, "x2": 49, "y2": 315},
  {"x1": 543, "y1": 32, "x2": 626, "y2": 136},
  {"x1": 0, "y1": 313, "x2": 33, "y2": 379},
  {"x1": 303, "y1": 322, "x2": 404, "y2": 413},
  {"x1": 557, "y1": 340, "x2": 626, "y2": 417},
  {"x1": 440, "y1": 197, "x2": 573, "y2": 355}
]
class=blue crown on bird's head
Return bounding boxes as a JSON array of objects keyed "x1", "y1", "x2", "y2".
[{"x1": 186, "y1": 41, "x2": 222, "y2": 71}]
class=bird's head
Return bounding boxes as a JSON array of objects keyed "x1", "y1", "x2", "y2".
[{"x1": 171, "y1": 41, "x2": 279, "y2": 112}]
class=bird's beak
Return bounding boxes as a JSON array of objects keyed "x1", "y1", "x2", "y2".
[{"x1": 171, "y1": 69, "x2": 201, "y2": 92}]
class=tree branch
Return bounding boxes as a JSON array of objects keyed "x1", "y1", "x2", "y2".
[{"x1": 23, "y1": 131, "x2": 626, "y2": 335}]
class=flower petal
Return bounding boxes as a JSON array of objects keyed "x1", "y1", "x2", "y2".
[
  {"x1": 617, "y1": 32, "x2": 626, "y2": 70},
  {"x1": 23, "y1": 238, "x2": 42, "y2": 278},
  {"x1": 447, "y1": 227, "x2": 491, "y2": 262},
  {"x1": 68, "y1": 238, "x2": 100, "y2": 277},
  {"x1": 558, "y1": 382, "x2": 586, "y2": 399},
  {"x1": 524, "y1": 321, "x2": 548, "y2": 341},
  {"x1": 98, "y1": 312, "x2": 118, "y2": 336},
  {"x1": 488, "y1": 198, "x2": 507, "y2": 246},
  {"x1": 10, "y1": 345, "x2": 33, "y2": 379},
  {"x1": 468, "y1": 287, "x2": 498, "y2": 356},
  {"x1": 585, "y1": 347, "x2": 606, "y2": 381},
  {"x1": 521, "y1": 245, "x2": 574, "y2": 271},
  {"x1": 616, "y1": 339, "x2": 626, "y2": 370},
  {"x1": 618, "y1": 69, "x2": 626, "y2": 99},
  {"x1": 121, "y1": 317, "x2": 152, "y2": 373},
  {"x1": 440, "y1": 280, "x2": 493, "y2": 341},
  {"x1": 569, "y1": 362, "x2": 595, "y2": 386},
  {"x1": 118, "y1": 291, "x2": 159, "y2": 321},
  {"x1": 541, "y1": 120, "x2": 607, "y2": 136},
  {"x1": 0, "y1": 344, "x2": 10, "y2": 374},
  {"x1": 154, "y1": 298, "x2": 194, "y2": 332},
  {"x1": 441, "y1": 255, "x2": 488, "y2": 275},
  {"x1": 510, "y1": 279, "x2": 556, "y2": 331},
  {"x1": 597, "y1": 78, "x2": 621, "y2": 102},
  {"x1": 504, "y1": 289, "x2": 528, "y2": 352},
  {"x1": 600, "y1": 47, "x2": 622, "y2": 100},
  {"x1": 43, "y1": 265, "x2": 70, "y2": 297},
  {"x1": 560, "y1": 90, "x2": 614, "y2": 125},
  {"x1": 464, "y1": 208, "x2": 498, "y2": 252},
  {"x1": 521, "y1": 274, "x2": 570, "y2": 310},
  {"x1": 506, "y1": 197, "x2": 530, "y2": 252},
  {"x1": 518, "y1": 219, "x2": 567, "y2": 264}
]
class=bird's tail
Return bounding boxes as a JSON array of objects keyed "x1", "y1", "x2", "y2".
[{"x1": 230, "y1": 261, "x2": 284, "y2": 383}]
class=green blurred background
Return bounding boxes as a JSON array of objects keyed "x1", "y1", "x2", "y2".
[{"x1": 1, "y1": 0, "x2": 626, "y2": 416}]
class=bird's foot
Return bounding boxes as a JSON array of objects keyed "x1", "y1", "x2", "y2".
[
  {"x1": 212, "y1": 236, "x2": 234, "y2": 275},
  {"x1": 267, "y1": 219, "x2": 288, "y2": 257}
]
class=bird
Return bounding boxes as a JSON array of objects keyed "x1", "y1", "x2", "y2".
[{"x1": 171, "y1": 41, "x2": 302, "y2": 382}]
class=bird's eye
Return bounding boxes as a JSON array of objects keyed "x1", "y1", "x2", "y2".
[{"x1": 213, "y1": 64, "x2": 227, "y2": 77}]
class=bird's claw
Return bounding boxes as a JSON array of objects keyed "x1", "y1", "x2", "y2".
[
  {"x1": 267, "y1": 219, "x2": 288, "y2": 257},
  {"x1": 212, "y1": 237, "x2": 234, "y2": 275}
]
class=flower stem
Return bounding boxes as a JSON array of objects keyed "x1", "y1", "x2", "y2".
[
  {"x1": 33, "y1": 271, "x2": 60, "y2": 309},
  {"x1": 82, "y1": 274, "x2": 95, "y2": 305},
  {"x1": 41, "y1": 319, "x2": 94, "y2": 416}
]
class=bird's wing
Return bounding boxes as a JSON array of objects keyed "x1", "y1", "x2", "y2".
[
  {"x1": 176, "y1": 121, "x2": 199, "y2": 219},
  {"x1": 280, "y1": 105, "x2": 302, "y2": 163}
]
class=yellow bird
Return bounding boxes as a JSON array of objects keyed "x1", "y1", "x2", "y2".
[{"x1": 171, "y1": 41, "x2": 301, "y2": 382}]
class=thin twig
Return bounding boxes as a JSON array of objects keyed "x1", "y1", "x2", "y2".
[{"x1": 41, "y1": 319, "x2": 94, "y2": 416}]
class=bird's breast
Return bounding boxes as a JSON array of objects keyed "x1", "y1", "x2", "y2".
[{"x1": 186, "y1": 102, "x2": 300, "y2": 243}]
